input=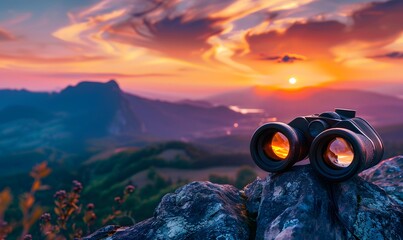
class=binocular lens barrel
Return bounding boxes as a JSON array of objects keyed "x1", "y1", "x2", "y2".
[
  {"x1": 250, "y1": 122, "x2": 308, "y2": 172},
  {"x1": 309, "y1": 128, "x2": 375, "y2": 181}
]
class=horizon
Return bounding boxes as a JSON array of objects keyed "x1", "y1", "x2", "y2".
[
  {"x1": 1, "y1": 79, "x2": 403, "y2": 101},
  {"x1": 1, "y1": 0, "x2": 403, "y2": 98}
]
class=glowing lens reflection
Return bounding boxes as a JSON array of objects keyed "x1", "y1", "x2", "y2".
[
  {"x1": 324, "y1": 137, "x2": 354, "y2": 168},
  {"x1": 266, "y1": 132, "x2": 290, "y2": 160}
]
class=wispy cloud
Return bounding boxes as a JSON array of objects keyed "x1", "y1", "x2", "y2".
[
  {"x1": 259, "y1": 53, "x2": 306, "y2": 63},
  {"x1": 43, "y1": 72, "x2": 177, "y2": 79},
  {"x1": 0, "y1": 28, "x2": 16, "y2": 41},
  {"x1": 371, "y1": 51, "x2": 403, "y2": 60},
  {"x1": 0, "y1": 53, "x2": 109, "y2": 64},
  {"x1": 0, "y1": 13, "x2": 32, "y2": 27}
]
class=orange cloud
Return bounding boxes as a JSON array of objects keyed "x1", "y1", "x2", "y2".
[
  {"x1": 1, "y1": 0, "x2": 403, "y2": 95},
  {"x1": 0, "y1": 53, "x2": 109, "y2": 64},
  {"x1": 43, "y1": 72, "x2": 176, "y2": 79}
]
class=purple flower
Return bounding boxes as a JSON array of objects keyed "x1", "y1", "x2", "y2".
[
  {"x1": 54, "y1": 190, "x2": 67, "y2": 200},
  {"x1": 72, "y1": 180, "x2": 83, "y2": 193},
  {"x1": 125, "y1": 185, "x2": 135, "y2": 194},
  {"x1": 40, "y1": 213, "x2": 51, "y2": 222},
  {"x1": 114, "y1": 196, "x2": 121, "y2": 203},
  {"x1": 23, "y1": 234, "x2": 32, "y2": 240},
  {"x1": 86, "y1": 203, "x2": 95, "y2": 211}
]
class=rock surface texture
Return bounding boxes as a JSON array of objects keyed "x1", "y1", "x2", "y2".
[{"x1": 84, "y1": 156, "x2": 403, "y2": 240}]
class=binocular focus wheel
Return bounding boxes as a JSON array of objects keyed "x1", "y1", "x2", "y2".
[
  {"x1": 309, "y1": 128, "x2": 367, "y2": 182},
  {"x1": 250, "y1": 122, "x2": 306, "y2": 172}
]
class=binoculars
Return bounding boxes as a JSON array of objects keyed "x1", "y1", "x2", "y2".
[{"x1": 250, "y1": 109, "x2": 384, "y2": 181}]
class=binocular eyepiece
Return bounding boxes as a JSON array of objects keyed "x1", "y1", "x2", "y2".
[{"x1": 250, "y1": 109, "x2": 384, "y2": 181}]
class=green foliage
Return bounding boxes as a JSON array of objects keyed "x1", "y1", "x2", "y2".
[
  {"x1": 208, "y1": 166, "x2": 257, "y2": 189},
  {"x1": 0, "y1": 141, "x2": 259, "y2": 239},
  {"x1": 209, "y1": 174, "x2": 233, "y2": 185},
  {"x1": 235, "y1": 166, "x2": 257, "y2": 189}
]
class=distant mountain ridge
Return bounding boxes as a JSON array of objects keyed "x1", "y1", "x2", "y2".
[
  {"x1": 208, "y1": 86, "x2": 403, "y2": 126},
  {"x1": 0, "y1": 80, "x2": 246, "y2": 159}
]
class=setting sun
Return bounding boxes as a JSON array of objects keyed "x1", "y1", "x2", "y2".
[{"x1": 289, "y1": 77, "x2": 297, "y2": 85}]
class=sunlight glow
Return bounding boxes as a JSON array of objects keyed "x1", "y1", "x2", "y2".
[{"x1": 289, "y1": 77, "x2": 297, "y2": 85}]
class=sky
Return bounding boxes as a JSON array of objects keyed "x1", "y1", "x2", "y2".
[{"x1": 0, "y1": 0, "x2": 402, "y2": 99}]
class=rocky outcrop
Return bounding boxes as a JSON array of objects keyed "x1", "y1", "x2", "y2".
[
  {"x1": 83, "y1": 182, "x2": 250, "y2": 240},
  {"x1": 245, "y1": 163, "x2": 403, "y2": 239},
  {"x1": 84, "y1": 156, "x2": 403, "y2": 240}
]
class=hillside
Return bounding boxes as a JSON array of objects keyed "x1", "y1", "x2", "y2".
[
  {"x1": 0, "y1": 81, "x2": 248, "y2": 175},
  {"x1": 0, "y1": 141, "x2": 258, "y2": 230}
]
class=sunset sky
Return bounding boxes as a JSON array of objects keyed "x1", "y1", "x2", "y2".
[{"x1": 0, "y1": 0, "x2": 402, "y2": 99}]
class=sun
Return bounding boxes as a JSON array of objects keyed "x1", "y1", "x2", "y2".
[{"x1": 288, "y1": 77, "x2": 297, "y2": 85}]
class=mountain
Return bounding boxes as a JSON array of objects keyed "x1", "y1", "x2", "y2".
[
  {"x1": 208, "y1": 86, "x2": 403, "y2": 126},
  {"x1": 125, "y1": 94, "x2": 242, "y2": 138},
  {"x1": 0, "y1": 81, "x2": 136, "y2": 158},
  {"x1": 0, "y1": 80, "x2": 247, "y2": 174}
]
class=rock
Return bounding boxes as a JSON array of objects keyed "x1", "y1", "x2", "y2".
[
  {"x1": 331, "y1": 176, "x2": 402, "y2": 239},
  {"x1": 360, "y1": 155, "x2": 403, "y2": 205},
  {"x1": 84, "y1": 157, "x2": 403, "y2": 240},
  {"x1": 83, "y1": 182, "x2": 250, "y2": 240},
  {"x1": 244, "y1": 166, "x2": 349, "y2": 239}
]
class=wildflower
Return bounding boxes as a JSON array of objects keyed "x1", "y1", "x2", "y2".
[
  {"x1": 114, "y1": 196, "x2": 121, "y2": 204},
  {"x1": 23, "y1": 234, "x2": 32, "y2": 240},
  {"x1": 72, "y1": 180, "x2": 83, "y2": 193},
  {"x1": 53, "y1": 190, "x2": 67, "y2": 200},
  {"x1": 86, "y1": 203, "x2": 95, "y2": 211},
  {"x1": 125, "y1": 185, "x2": 135, "y2": 194},
  {"x1": 40, "y1": 213, "x2": 51, "y2": 222}
]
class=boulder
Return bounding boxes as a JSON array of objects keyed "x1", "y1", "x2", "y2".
[{"x1": 83, "y1": 182, "x2": 250, "y2": 240}]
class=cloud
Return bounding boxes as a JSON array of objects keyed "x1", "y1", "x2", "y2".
[
  {"x1": 43, "y1": 72, "x2": 176, "y2": 79},
  {"x1": 349, "y1": 0, "x2": 403, "y2": 42},
  {"x1": 56, "y1": 0, "x2": 317, "y2": 63},
  {"x1": 244, "y1": 20, "x2": 346, "y2": 60},
  {"x1": 0, "y1": 28, "x2": 16, "y2": 41},
  {"x1": 0, "y1": 53, "x2": 109, "y2": 64},
  {"x1": 242, "y1": 0, "x2": 403, "y2": 61},
  {"x1": 36, "y1": 0, "x2": 403, "y2": 82},
  {"x1": 371, "y1": 51, "x2": 403, "y2": 59},
  {"x1": 259, "y1": 53, "x2": 306, "y2": 63},
  {"x1": 109, "y1": 16, "x2": 225, "y2": 60}
]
